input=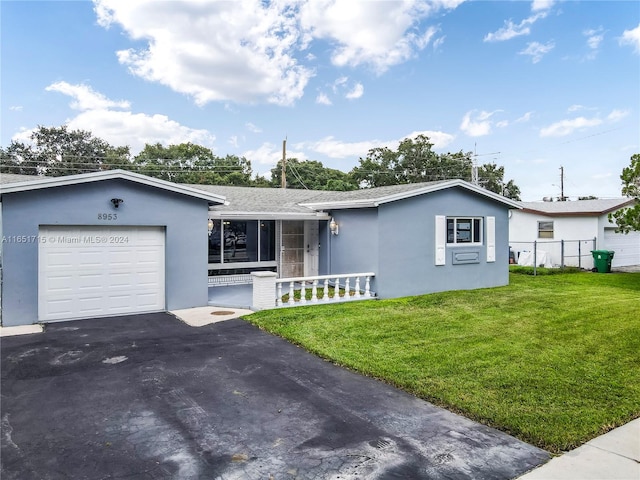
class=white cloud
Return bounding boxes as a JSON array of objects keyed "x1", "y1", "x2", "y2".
[
  {"x1": 45, "y1": 81, "x2": 130, "y2": 111},
  {"x1": 316, "y1": 92, "x2": 332, "y2": 105},
  {"x1": 35, "y1": 81, "x2": 215, "y2": 153},
  {"x1": 496, "y1": 120, "x2": 509, "y2": 128},
  {"x1": 95, "y1": 0, "x2": 313, "y2": 107},
  {"x1": 619, "y1": 23, "x2": 640, "y2": 54},
  {"x1": 460, "y1": 110, "x2": 501, "y2": 137},
  {"x1": 245, "y1": 122, "x2": 262, "y2": 133},
  {"x1": 484, "y1": 12, "x2": 548, "y2": 42},
  {"x1": 433, "y1": 36, "x2": 446, "y2": 51},
  {"x1": 93, "y1": 0, "x2": 465, "y2": 106},
  {"x1": 583, "y1": 27, "x2": 604, "y2": 59},
  {"x1": 67, "y1": 110, "x2": 215, "y2": 153},
  {"x1": 300, "y1": 2, "x2": 446, "y2": 73},
  {"x1": 519, "y1": 41, "x2": 555, "y2": 63},
  {"x1": 229, "y1": 136, "x2": 239, "y2": 148},
  {"x1": 9, "y1": 105, "x2": 23, "y2": 112},
  {"x1": 345, "y1": 82, "x2": 364, "y2": 100},
  {"x1": 531, "y1": 0, "x2": 554, "y2": 12},
  {"x1": 539, "y1": 116, "x2": 602, "y2": 137},
  {"x1": 295, "y1": 130, "x2": 455, "y2": 160},
  {"x1": 402, "y1": 130, "x2": 455, "y2": 149},
  {"x1": 607, "y1": 109, "x2": 630, "y2": 122},
  {"x1": 243, "y1": 142, "x2": 305, "y2": 166},
  {"x1": 297, "y1": 136, "x2": 386, "y2": 159},
  {"x1": 515, "y1": 111, "x2": 533, "y2": 123}
]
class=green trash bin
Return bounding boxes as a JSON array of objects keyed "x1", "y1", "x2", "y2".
[{"x1": 591, "y1": 250, "x2": 615, "y2": 273}]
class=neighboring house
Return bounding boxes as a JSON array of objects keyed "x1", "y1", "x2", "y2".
[
  {"x1": 0, "y1": 170, "x2": 520, "y2": 327},
  {"x1": 509, "y1": 199, "x2": 640, "y2": 268}
]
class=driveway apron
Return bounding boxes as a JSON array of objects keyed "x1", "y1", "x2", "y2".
[{"x1": 1, "y1": 313, "x2": 549, "y2": 479}]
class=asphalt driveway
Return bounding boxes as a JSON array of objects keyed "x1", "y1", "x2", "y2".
[{"x1": 1, "y1": 313, "x2": 549, "y2": 479}]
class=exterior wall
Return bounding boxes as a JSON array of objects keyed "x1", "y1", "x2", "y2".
[
  {"x1": 376, "y1": 188, "x2": 509, "y2": 298},
  {"x1": 326, "y1": 189, "x2": 510, "y2": 299},
  {"x1": 509, "y1": 211, "x2": 599, "y2": 268},
  {"x1": 1, "y1": 179, "x2": 209, "y2": 326},
  {"x1": 322, "y1": 208, "x2": 379, "y2": 293}
]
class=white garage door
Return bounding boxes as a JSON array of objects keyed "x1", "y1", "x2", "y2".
[
  {"x1": 39, "y1": 225, "x2": 165, "y2": 322},
  {"x1": 604, "y1": 228, "x2": 640, "y2": 267}
]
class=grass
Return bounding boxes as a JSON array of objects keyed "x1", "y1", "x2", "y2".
[
  {"x1": 247, "y1": 271, "x2": 640, "y2": 453},
  {"x1": 509, "y1": 265, "x2": 584, "y2": 275}
]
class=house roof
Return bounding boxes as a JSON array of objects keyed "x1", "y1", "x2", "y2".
[
  {"x1": 0, "y1": 169, "x2": 227, "y2": 206},
  {"x1": 187, "y1": 179, "x2": 521, "y2": 217},
  {"x1": 186, "y1": 184, "x2": 330, "y2": 219},
  {"x1": 298, "y1": 179, "x2": 523, "y2": 210},
  {"x1": 0, "y1": 173, "x2": 45, "y2": 185},
  {"x1": 518, "y1": 198, "x2": 635, "y2": 217}
]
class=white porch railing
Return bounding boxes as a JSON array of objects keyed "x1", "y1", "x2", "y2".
[{"x1": 275, "y1": 272, "x2": 375, "y2": 307}]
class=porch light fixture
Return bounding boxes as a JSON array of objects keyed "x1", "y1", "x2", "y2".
[
  {"x1": 207, "y1": 219, "x2": 214, "y2": 234},
  {"x1": 329, "y1": 218, "x2": 339, "y2": 235},
  {"x1": 110, "y1": 198, "x2": 124, "y2": 208}
]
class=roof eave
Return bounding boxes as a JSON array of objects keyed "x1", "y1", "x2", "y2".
[
  {"x1": 0, "y1": 169, "x2": 227, "y2": 206},
  {"x1": 300, "y1": 180, "x2": 522, "y2": 210}
]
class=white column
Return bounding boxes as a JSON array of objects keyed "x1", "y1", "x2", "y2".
[{"x1": 251, "y1": 271, "x2": 277, "y2": 310}]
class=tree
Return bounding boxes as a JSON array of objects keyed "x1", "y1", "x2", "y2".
[
  {"x1": 478, "y1": 163, "x2": 521, "y2": 200},
  {"x1": 132, "y1": 143, "x2": 254, "y2": 185},
  {"x1": 349, "y1": 134, "x2": 521, "y2": 199},
  {"x1": 609, "y1": 153, "x2": 640, "y2": 233},
  {"x1": 350, "y1": 135, "x2": 472, "y2": 187},
  {"x1": 0, "y1": 125, "x2": 130, "y2": 176},
  {"x1": 270, "y1": 159, "x2": 358, "y2": 190}
]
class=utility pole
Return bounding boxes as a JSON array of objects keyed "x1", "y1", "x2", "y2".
[
  {"x1": 281, "y1": 138, "x2": 287, "y2": 189},
  {"x1": 471, "y1": 143, "x2": 500, "y2": 186},
  {"x1": 559, "y1": 166, "x2": 566, "y2": 201}
]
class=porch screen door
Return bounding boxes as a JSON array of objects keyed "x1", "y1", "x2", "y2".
[{"x1": 280, "y1": 220, "x2": 304, "y2": 278}]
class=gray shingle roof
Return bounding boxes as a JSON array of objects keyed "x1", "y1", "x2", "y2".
[
  {"x1": 183, "y1": 184, "x2": 329, "y2": 215},
  {"x1": 518, "y1": 198, "x2": 634, "y2": 215},
  {"x1": 0, "y1": 173, "x2": 45, "y2": 184}
]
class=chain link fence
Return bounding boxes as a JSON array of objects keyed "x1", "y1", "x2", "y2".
[{"x1": 510, "y1": 238, "x2": 597, "y2": 274}]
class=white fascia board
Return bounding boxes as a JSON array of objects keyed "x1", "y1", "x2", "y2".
[
  {"x1": 301, "y1": 180, "x2": 522, "y2": 210},
  {"x1": 208, "y1": 210, "x2": 331, "y2": 220},
  {"x1": 0, "y1": 169, "x2": 227, "y2": 205}
]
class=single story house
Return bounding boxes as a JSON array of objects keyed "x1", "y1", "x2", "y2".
[
  {"x1": 509, "y1": 198, "x2": 639, "y2": 268},
  {"x1": 1, "y1": 170, "x2": 520, "y2": 326}
]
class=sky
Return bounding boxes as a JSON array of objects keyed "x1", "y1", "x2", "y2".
[{"x1": 1, "y1": 0, "x2": 639, "y2": 201}]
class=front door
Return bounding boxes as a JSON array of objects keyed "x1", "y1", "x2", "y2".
[{"x1": 304, "y1": 221, "x2": 319, "y2": 277}]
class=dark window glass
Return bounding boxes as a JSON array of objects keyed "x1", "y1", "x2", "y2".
[
  {"x1": 260, "y1": 220, "x2": 276, "y2": 261},
  {"x1": 457, "y1": 219, "x2": 472, "y2": 243},
  {"x1": 447, "y1": 219, "x2": 455, "y2": 243},
  {"x1": 473, "y1": 218, "x2": 481, "y2": 243},
  {"x1": 208, "y1": 219, "x2": 222, "y2": 263},
  {"x1": 224, "y1": 220, "x2": 258, "y2": 263}
]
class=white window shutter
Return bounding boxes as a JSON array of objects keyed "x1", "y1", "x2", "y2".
[
  {"x1": 486, "y1": 216, "x2": 496, "y2": 262},
  {"x1": 435, "y1": 215, "x2": 446, "y2": 266}
]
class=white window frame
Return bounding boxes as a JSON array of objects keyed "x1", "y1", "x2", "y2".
[
  {"x1": 538, "y1": 221, "x2": 554, "y2": 239},
  {"x1": 446, "y1": 217, "x2": 483, "y2": 246}
]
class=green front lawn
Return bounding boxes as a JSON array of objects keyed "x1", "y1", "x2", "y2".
[{"x1": 247, "y1": 272, "x2": 640, "y2": 453}]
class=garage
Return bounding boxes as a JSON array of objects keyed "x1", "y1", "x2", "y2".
[
  {"x1": 1, "y1": 170, "x2": 226, "y2": 327},
  {"x1": 39, "y1": 225, "x2": 165, "y2": 321},
  {"x1": 604, "y1": 228, "x2": 640, "y2": 267}
]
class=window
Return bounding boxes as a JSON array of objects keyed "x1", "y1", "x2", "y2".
[
  {"x1": 208, "y1": 219, "x2": 276, "y2": 265},
  {"x1": 538, "y1": 221, "x2": 554, "y2": 239},
  {"x1": 447, "y1": 217, "x2": 482, "y2": 244}
]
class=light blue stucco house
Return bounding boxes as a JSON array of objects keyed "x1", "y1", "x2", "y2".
[{"x1": 0, "y1": 170, "x2": 520, "y2": 326}]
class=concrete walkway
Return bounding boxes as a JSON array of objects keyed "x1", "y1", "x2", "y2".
[{"x1": 518, "y1": 419, "x2": 640, "y2": 480}]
